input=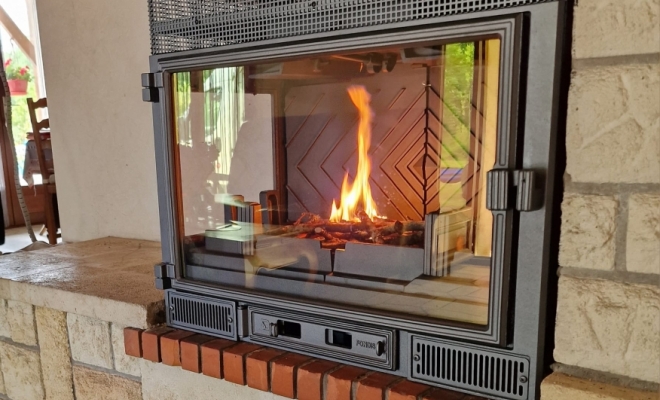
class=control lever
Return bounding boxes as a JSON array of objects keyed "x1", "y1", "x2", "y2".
[{"x1": 376, "y1": 341, "x2": 385, "y2": 357}]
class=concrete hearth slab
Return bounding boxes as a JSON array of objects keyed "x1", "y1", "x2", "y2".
[{"x1": 0, "y1": 238, "x2": 164, "y2": 329}]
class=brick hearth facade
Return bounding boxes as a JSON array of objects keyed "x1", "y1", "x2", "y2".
[{"x1": 123, "y1": 326, "x2": 486, "y2": 400}]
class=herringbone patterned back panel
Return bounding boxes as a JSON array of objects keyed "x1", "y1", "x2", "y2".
[{"x1": 285, "y1": 64, "x2": 447, "y2": 221}]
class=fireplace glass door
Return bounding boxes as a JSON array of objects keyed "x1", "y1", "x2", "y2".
[{"x1": 172, "y1": 37, "x2": 503, "y2": 327}]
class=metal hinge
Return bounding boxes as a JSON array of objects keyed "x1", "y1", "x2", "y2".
[
  {"x1": 141, "y1": 72, "x2": 163, "y2": 103},
  {"x1": 486, "y1": 169, "x2": 541, "y2": 212},
  {"x1": 154, "y1": 262, "x2": 175, "y2": 290}
]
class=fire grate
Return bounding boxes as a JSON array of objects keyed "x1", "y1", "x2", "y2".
[
  {"x1": 147, "y1": 0, "x2": 556, "y2": 55},
  {"x1": 167, "y1": 291, "x2": 237, "y2": 340},
  {"x1": 411, "y1": 336, "x2": 530, "y2": 399}
]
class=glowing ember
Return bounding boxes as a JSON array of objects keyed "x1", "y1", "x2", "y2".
[{"x1": 329, "y1": 86, "x2": 381, "y2": 223}]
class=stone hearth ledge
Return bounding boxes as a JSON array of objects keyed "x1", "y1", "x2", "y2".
[{"x1": 0, "y1": 237, "x2": 165, "y2": 329}]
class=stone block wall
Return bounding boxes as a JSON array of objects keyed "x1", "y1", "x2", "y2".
[
  {"x1": 544, "y1": 0, "x2": 660, "y2": 397},
  {"x1": 0, "y1": 300, "x2": 142, "y2": 400}
]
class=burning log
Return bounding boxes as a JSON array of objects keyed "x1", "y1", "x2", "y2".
[
  {"x1": 379, "y1": 231, "x2": 424, "y2": 246},
  {"x1": 321, "y1": 239, "x2": 348, "y2": 250},
  {"x1": 325, "y1": 223, "x2": 354, "y2": 233},
  {"x1": 313, "y1": 227, "x2": 335, "y2": 241},
  {"x1": 353, "y1": 230, "x2": 371, "y2": 241},
  {"x1": 332, "y1": 232, "x2": 353, "y2": 240},
  {"x1": 265, "y1": 212, "x2": 425, "y2": 250},
  {"x1": 294, "y1": 212, "x2": 323, "y2": 225}
]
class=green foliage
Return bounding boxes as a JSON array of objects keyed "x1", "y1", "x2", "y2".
[
  {"x1": 444, "y1": 42, "x2": 475, "y2": 125},
  {"x1": 440, "y1": 42, "x2": 475, "y2": 169}
]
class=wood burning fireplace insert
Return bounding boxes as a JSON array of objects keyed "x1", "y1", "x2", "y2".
[{"x1": 142, "y1": 1, "x2": 567, "y2": 398}]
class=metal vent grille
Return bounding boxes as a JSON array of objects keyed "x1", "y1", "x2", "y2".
[
  {"x1": 411, "y1": 337, "x2": 529, "y2": 399},
  {"x1": 167, "y1": 292, "x2": 237, "y2": 339},
  {"x1": 148, "y1": 0, "x2": 555, "y2": 54}
]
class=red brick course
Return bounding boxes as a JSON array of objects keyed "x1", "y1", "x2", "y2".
[
  {"x1": 141, "y1": 326, "x2": 173, "y2": 362},
  {"x1": 161, "y1": 330, "x2": 196, "y2": 366},
  {"x1": 200, "y1": 338, "x2": 236, "y2": 379},
  {"x1": 297, "y1": 359, "x2": 340, "y2": 400},
  {"x1": 388, "y1": 379, "x2": 432, "y2": 400},
  {"x1": 326, "y1": 365, "x2": 369, "y2": 400},
  {"x1": 246, "y1": 348, "x2": 286, "y2": 391},
  {"x1": 180, "y1": 334, "x2": 215, "y2": 373},
  {"x1": 124, "y1": 326, "x2": 483, "y2": 400},
  {"x1": 355, "y1": 372, "x2": 402, "y2": 400},
  {"x1": 222, "y1": 342, "x2": 262, "y2": 385},
  {"x1": 123, "y1": 327, "x2": 143, "y2": 358},
  {"x1": 270, "y1": 352, "x2": 312, "y2": 398}
]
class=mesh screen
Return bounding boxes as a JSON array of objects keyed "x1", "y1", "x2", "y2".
[{"x1": 148, "y1": 0, "x2": 553, "y2": 55}]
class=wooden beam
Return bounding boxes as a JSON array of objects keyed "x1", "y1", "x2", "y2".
[{"x1": 0, "y1": 5, "x2": 36, "y2": 63}]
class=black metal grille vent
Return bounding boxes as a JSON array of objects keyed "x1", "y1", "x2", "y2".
[
  {"x1": 411, "y1": 337, "x2": 529, "y2": 399},
  {"x1": 147, "y1": 0, "x2": 555, "y2": 55},
  {"x1": 167, "y1": 292, "x2": 237, "y2": 340}
]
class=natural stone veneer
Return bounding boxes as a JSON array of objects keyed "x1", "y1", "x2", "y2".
[
  {"x1": 542, "y1": 373, "x2": 658, "y2": 400},
  {"x1": 0, "y1": 342, "x2": 44, "y2": 400},
  {"x1": 572, "y1": 0, "x2": 660, "y2": 59},
  {"x1": 566, "y1": 63, "x2": 660, "y2": 184},
  {"x1": 7, "y1": 300, "x2": 37, "y2": 346},
  {"x1": 559, "y1": 194, "x2": 617, "y2": 270},
  {"x1": 72, "y1": 365, "x2": 142, "y2": 400},
  {"x1": 554, "y1": 276, "x2": 660, "y2": 383},
  {"x1": 36, "y1": 307, "x2": 75, "y2": 400},
  {"x1": 0, "y1": 299, "x2": 10, "y2": 338},
  {"x1": 67, "y1": 313, "x2": 114, "y2": 369},
  {"x1": 0, "y1": 238, "x2": 164, "y2": 400},
  {"x1": 626, "y1": 194, "x2": 660, "y2": 275},
  {"x1": 0, "y1": 355, "x2": 5, "y2": 395}
]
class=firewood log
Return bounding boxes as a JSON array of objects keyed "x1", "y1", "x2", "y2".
[
  {"x1": 294, "y1": 212, "x2": 323, "y2": 225},
  {"x1": 357, "y1": 210, "x2": 372, "y2": 224},
  {"x1": 313, "y1": 227, "x2": 336, "y2": 241},
  {"x1": 321, "y1": 239, "x2": 347, "y2": 250},
  {"x1": 325, "y1": 222, "x2": 354, "y2": 233},
  {"x1": 410, "y1": 230, "x2": 424, "y2": 245},
  {"x1": 378, "y1": 221, "x2": 404, "y2": 235},
  {"x1": 332, "y1": 232, "x2": 353, "y2": 240},
  {"x1": 403, "y1": 221, "x2": 425, "y2": 231},
  {"x1": 381, "y1": 233, "x2": 400, "y2": 245},
  {"x1": 353, "y1": 230, "x2": 372, "y2": 241}
]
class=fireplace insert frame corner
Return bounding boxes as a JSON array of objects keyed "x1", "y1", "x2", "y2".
[{"x1": 144, "y1": 1, "x2": 568, "y2": 398}]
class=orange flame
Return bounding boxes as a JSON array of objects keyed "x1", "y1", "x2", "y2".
[{"x1": 329, "y1": 86, "x2": 380, "y2": 223}]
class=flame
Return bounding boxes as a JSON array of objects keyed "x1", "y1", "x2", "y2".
[{"x1": 329, "y1": 86, "x2": 380, "y2": 222}]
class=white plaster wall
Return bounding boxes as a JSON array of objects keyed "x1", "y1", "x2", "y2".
[{"x1": 34, "y1": 0, "x2": 160, "y2": 242}]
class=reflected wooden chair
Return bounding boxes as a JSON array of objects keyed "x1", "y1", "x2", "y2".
[{"x1": 27, "y1": 98, "x2": 59, "y2": 244}]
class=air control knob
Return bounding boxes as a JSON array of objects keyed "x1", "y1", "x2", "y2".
[{"x1": 376, "y1": 341, "x2": 385, "y2": 356}]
